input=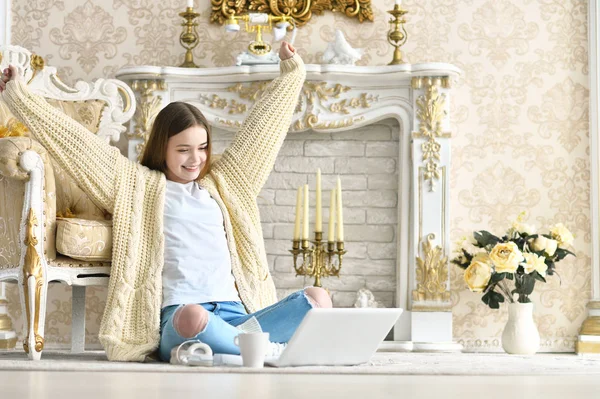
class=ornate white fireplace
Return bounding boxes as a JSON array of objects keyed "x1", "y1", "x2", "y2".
[{"x1": 116, "y1": 61, "x2": 461, "y2": 350}]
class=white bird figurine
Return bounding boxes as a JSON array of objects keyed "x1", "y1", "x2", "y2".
[{"x1": 322, "y1": 29, "x2": 364, "y2": 65}]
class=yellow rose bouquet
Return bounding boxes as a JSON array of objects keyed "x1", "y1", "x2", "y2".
[{"x1": 451, "y1": 213, "x2": 575, "y2": 309}]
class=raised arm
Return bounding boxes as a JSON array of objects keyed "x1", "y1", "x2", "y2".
[
  {"x1": 1, "y1": 69, "x2": 123, "y2": 213},
  {"x1": 216, "y1": 43, "x2": 306, "y2": 196}
]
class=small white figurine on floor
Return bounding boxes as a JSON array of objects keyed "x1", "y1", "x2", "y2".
[
  {"x1": 322, "y1": 29, "x2": 364, "y2": 65},
  {"x1": 354, "y1": 288, "x2": 381, "y2": 308}
]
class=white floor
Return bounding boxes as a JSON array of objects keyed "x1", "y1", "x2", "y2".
[
  {"x1": 2, "y1": 350, "x2": 600, "y2": 398},
  {"x1": 1, "y1": 371, "x2": 600, "y2": 399}
]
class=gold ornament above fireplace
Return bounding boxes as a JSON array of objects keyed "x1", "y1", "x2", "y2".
[{"x1": 210, "y1": 0, "x2": 374, "y2": 27}]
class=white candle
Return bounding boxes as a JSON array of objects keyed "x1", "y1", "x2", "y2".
[
  {"x1": 303, "y1": 184, "x2": 309, "y2": 240},
  {"x1": 395, "y1": 0, "x2": 402, "y2": 6},
  {"x1": 187, "y1": 0, "x2": 194, "y2": 8},
  {"x1": 328, "y1": 188, "x2": 336, "y2": 242},
  {"x1": 315, "y1": 168, "x2": 322, "y2": 233},
  {"x1": 336, "y1": 177, "x2": 344, "y2": 242},
  {"x1": 293, "y1": 186, "x2": 302, "y2": 241}
]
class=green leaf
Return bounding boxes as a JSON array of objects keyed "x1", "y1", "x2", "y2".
[
  {"x1": 555, "y1": 248, "x2": 576, "y2": 262},
  {"x1": 511, "y1": 237, "x2": 526, "y2": 250},
  {"x1": 474, "y1": 231, "x2": 501, "y2": 248},
  {"x1": 482, "y1": 290, "x2": 505, "y2": 309},
  {"x1": 463, "y1": 249, "x2": 473, "y2": 259},
  {"x1": 491, "y1": 272, "x2": 508, "y2": 283},
  {"x1": 452, "y1": 249, "x2": 474, "y2": 270},
  {"x1": 563, "y1": 248, "x2": 576, "y2": 257},
  {"x1": 532, "y1": 271, "x2": 546, "y2": 283},
  {"x1": 451, "y1": 259, "x2": 468, "y2": 270},
  {"x1": 545, "y1": 261, "x2": 556, "y2": 276},
  {"x1": 520, "y1": 274, "x2": 536, "y2": 295}
]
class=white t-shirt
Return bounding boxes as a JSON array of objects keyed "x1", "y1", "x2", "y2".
[{"x1": 161, "y1": 180, "x2": 240, "y2": 308}]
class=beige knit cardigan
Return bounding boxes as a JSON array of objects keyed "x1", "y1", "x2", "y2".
[{"x1": 2, "y1": 54, "x2": 306, "y2": 361}]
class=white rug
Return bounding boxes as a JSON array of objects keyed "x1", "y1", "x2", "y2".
[{"x1": 1, "y1": 350, "x2": 599, "y2": 375}]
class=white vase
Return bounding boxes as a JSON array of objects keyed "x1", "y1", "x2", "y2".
[{"x1": 501, "y1": 303, "x2": 540, "y2": 355}]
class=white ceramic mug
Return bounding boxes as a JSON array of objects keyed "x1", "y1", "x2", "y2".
[{"x1": 233, "y1": 332, "x2": 270, "y2": 368}]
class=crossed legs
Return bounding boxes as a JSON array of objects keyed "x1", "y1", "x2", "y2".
[{"x1": 172, "y1": 287, "x2": 332, "y2": 339}]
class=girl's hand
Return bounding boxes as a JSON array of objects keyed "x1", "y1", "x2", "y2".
[
  {"x1": 0, "y1": 65, "x2": 20, "y2": 93},
  {"x1": 279, "y1": 41, "x2": 296, "y2": 61}
]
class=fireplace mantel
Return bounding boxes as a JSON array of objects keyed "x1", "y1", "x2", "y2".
[{"x1": 116, "y1": 61, "x2": 462, "y2": 351}]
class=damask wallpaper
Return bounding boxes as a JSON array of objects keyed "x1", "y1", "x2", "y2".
[{"x1": 6, "y1": 0, "x2": 590, "y2": 351}]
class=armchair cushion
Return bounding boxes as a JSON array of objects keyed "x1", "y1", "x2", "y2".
[
  {"x1": 45, "y1": 99, "x2": 106, "y2": 134},
  {"x1": 53, "y1": 163, "x2": 112, "y2": 221},
  {"x1": 56, "y1": 217, "x2": 112, "y2": 261},
  {"x1": 0, "y1": 91, "x2": 110, "y2": 267}
]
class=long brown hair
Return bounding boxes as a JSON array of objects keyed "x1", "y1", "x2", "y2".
[{"x1": 140, "y1": 102, "x2": 212, "y2": 180}]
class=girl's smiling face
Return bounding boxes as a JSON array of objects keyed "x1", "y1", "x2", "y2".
[{"x1": 164, "y1": 125, "x2": 208, "y2": 183}]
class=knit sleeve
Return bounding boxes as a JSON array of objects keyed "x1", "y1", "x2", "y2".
[
  {"x1": 2, "y1": 79, "x2": 121, "y2": 213},
  {"x1": 217, "y1": 53, "x2": 306, "y2": 196}
]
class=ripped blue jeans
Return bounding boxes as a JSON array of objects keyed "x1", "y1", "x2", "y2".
[{"x1": 158, "y1": 290, "x2": 314, "y2": 362}]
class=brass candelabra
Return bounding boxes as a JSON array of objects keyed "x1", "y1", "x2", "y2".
[
  {"x1": 387, "y1": 4, "x2": 409, "y2": 65},
  {"x1": 179, "y1": 7, "x2": 201, "y2": 68},
  {"x1": 290, "y1": 232, "x2": 346, "y2": 288}
]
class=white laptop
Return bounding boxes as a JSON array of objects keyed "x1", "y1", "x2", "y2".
[{"x1": 265, "y1": 307, "x2": 403, "y2": 367}]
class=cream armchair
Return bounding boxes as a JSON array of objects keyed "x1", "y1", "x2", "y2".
[{"x1": 0, "y1": 45, "x2": 135, "y2": 360}]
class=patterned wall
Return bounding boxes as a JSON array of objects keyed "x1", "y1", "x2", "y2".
[{"x1": 6, "y1": 0, "x2": 590, "y2": 351}]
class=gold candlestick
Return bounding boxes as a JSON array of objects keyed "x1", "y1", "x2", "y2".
[
  {"x1": 290, "y1": 231, "x2": 346, "y2": 288},
  {"x1": 387, "y1": 4, "x2": 408, "y2": 65},
  {"x1": 179, "y1": 7, "x2": 201, "y2": 68}
]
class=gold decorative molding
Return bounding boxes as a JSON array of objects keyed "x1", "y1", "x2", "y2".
[
  {"x1": 575, "y1": 341, "x2": 600, "y2": 354},
  {"x1": 412, "y1": 77, "x2": 451, "y2": 192},
  {"x1": 441, "y1": 76, "x2": 452, "y2": 88},
  {"x1": 210, "y1": 0, "x2": 373, "y2": 27},
  {"x1": 296, "y1": 81, "x2": 375, "y2": 130},
  {"x1": 303, "y1": 81, "x2": 350, "y2": 104},
  {"x1": 27, "y1": 54, "x2": 45, "y2": 85},
  {"x1": 579, "y1": 316, "x2": 600, "y2": 335},
  {"x1": 216, "y1": 81, "x2": 376, "y2": 131},
  {"x1": 588, "y1": 301, "x2": 600, "y2": 310},
  {"x1": 130, "y1": 79, "x2": 166, "y2": 160},
  {"x1": 117, "y1": 86, "x2": 132, "y2": 114},
  {"x1": 22, "y1": 208, "x2": 44, "y2": 354},
  {"x1": 302, "y1": 82, "x2": 378, "y2": 116},
  {"x1": 0, "y1": 337, "x2": 17, "y2": 350},
  {"x1": 418, "y1": 166, "x2": 447, "y2": 254},
  {"x1": 226, "y1": 81, "x2": 378, "y2": 112},
  {"x1": 292, "y1": 114, "x2": 364, "y2": 131},
  {"x1": 30, "y1": 54, "x2": 45, "y2": 72},
  {"x1": 227, "y1": 81, "x2": 270, "y2": 101},
  {"x1": 215, "y1": 117, "x2": 243, "y2": 129},
  {"x1": 198, "y1": 94, "x2": 248, "y2": 115},
  {"x1": 216, "y1": 112, "x2": 365, "y2": 131},
  {"x1": 412, "y1": 233, "x2": 451, "y2": 311},
  {"x1": 329, "y1": 93, "x2": 378, "y2": 114},
  {"x1": 0, "y1": 314, "x2": 13, "y2": 330}
]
